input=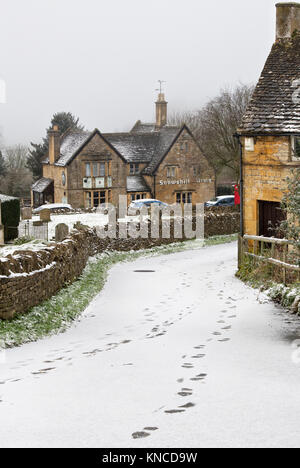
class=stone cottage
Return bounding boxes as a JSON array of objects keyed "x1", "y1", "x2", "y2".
[
  {"x1": 32, "y1": 94, "x2": 215, "y2": 209},
  {"x1": 238, "y1": 2, "x2": 300, "y2": 237}
]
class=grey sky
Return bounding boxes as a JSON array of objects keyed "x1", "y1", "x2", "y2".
[{"x1": 0, "y1": 0, "x2": 279, "y2": 146}]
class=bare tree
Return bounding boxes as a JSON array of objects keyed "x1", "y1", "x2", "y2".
[
  {"x1": 0, "y1": 145, "x2": 33, "y2": 198},
  {"x1": 168, "y1": 84, "x2": 254, "y2": 182}
]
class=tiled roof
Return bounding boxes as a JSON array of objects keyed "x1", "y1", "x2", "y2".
[
  {"x1": 31, "y1": 177, "x2": 53, "y2": 193},
  {"x1": 238, "y1": 33, "x2": 300, "y2": 134},
  {"x1": 42, "y1": 123, "x2": 181, "y2": 174},
  {"x1": 103, "y1": 133, "x2": 159, "y2": 163},
  {"x1": 126, "y1": 175, "x2": 151, "y2": 193},
  {"x1": 104, "y1": 124, "x2": 180, "y2": 172}
]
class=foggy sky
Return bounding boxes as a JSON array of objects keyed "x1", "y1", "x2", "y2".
[{"x1": 0, "y1": 0, "x2": 279, "y2": 146}]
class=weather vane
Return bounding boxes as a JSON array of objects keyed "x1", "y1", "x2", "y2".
[{"x1": 156, "y1": 80, "x2": 166, "y2": 94}]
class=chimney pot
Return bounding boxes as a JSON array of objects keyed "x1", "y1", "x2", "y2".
[
  {"x1": 276, "y1": 2, "x2": 300, "y2": 39},
  {"x1": 155, "y1": 93, "x2": 168, "y2": 128},
  {"x1": 48, "y1": 125, "x2": 60, "y2": 165}
]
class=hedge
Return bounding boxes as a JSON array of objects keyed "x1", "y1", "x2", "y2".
[{"x1": 0, "y1": 194, "x2": 20, "y2": 241}]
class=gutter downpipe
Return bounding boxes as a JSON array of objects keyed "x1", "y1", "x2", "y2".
[
  {"x1": 234, "y1": 133, "x2": 244, "y2": 268},
  {"x1": 234, "y1": 133, "x2": 244, "y2": 237}
]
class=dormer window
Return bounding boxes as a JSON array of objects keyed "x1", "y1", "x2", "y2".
[
  {"x1": 245, "y1": 137, "x2": 255, "y2": 152},
  {"x1": 130, "y1": 163, "x2": 139, "y2": 175},
  {"x1": 291, "y1": 136, "x2": 300, "y2": 161}
]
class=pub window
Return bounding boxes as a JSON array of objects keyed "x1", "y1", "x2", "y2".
[
  {"x1": 292, "y1": 136, "x2": 300, "y2": 160},
  {"x1": 130, "y1": 163, "x2": 139, "y2": 175},
  {"x1": 85, "y1": 162, "x2": 91, "y2": 177},
  {"x1": 93, "y1": 191, "x2": 100, "y2": 207},
  {"x1": 167, "y1": 166, "x2": 176, "y2": 178},
  {"x1": 176, "y1": 192, "x2": 193, "y2": 204},
  {"x1": 100, "y1": 162, "x2": 106, "y2": 177},
  {"x1": 85, "y1": 191, "x2": 92, "y2": 208}
]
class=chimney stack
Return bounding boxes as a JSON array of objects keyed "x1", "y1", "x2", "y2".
[
  {"x1": 48, "y1": 125, "x2": 60, "y2": 165},
  {"x1": 276, "y1": 2, "x2": 300, "y2": 39},
  {"x1": 155, "y1": 93, "x2": 168, "y2": 128}
]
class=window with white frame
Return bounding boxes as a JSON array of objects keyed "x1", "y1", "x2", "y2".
[{"x1": 245, "y1": 137, "x2": 255, "y2": 152}]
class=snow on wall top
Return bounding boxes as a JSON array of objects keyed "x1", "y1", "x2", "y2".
[{"x1": 238, "y1": 33, "x2": 300, "y2": 135}]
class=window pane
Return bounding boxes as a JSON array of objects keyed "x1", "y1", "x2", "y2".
[
  {"x1": 135, "y1": 164, "x2": 139, "y2": 174},
  {"x1": 100, "y1": 162, "x2": 105, "y2": 177},
  {"x1": 187, "y1": 192, "x2": 192, "y2": 204},
  {"x1": 85, "y1": 163, "x2": 91, "y2": 177},
  {"x1": 100, "y1": 191, "x2": 106, "y2": 204},
  {"x1": 176, "y1": 193, "x2": 181, "y2": 204},
  {"x1": 130, "y1": 164, "x2": 134, "y2": 175},
  {"x1": 93, "y1": 191, "x2": 99, "y2": 207},
  {"x1": 182, "y1": 193, "x2": 186, "y2": 204},
  {"x1": 92, "y1": 163, "x2": 98, "y2": 177}
]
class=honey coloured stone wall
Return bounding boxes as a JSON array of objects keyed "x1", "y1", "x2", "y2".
[{"x1": 242, "y1": 135, "x2": 300, "y2": 235}]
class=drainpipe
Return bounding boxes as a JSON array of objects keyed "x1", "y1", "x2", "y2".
[
  {"x1": 234, "y1": 133, "x2": 244, "y2": 237},
  {"x1": 153, "y1": 174, "x2": 156, "y2": 199}
]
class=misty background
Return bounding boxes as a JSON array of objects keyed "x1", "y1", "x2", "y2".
[{"x1": 0, "y1": 0, "x2": 279, "y2": 146}]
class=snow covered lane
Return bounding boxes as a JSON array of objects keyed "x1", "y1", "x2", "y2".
[{"x1": 1, "y1": 242, "x2": 300, "y2": 448}]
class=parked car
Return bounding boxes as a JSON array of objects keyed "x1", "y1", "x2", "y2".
[
  {"x1": 33, "y1": 203, "x2": 74, "y2": 214},
  {"x1": 205, "y1": 196, "x2": 235, "y2": 207},
  {"x1": 128, "y1": 199, "x2": 168, "y2": 215}
]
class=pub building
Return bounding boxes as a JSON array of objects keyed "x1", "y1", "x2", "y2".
[{"x1": 32, "y1": 93, "x2": 215, "y2": 209}]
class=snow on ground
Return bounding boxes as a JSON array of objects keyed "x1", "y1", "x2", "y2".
[{"x1": 1, "y1": 242, "x2": 300, "y2": 448}]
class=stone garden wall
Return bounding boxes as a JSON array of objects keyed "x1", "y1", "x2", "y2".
[{"x1": 0, "y1": 209, "x2": 240, "y2": 319}]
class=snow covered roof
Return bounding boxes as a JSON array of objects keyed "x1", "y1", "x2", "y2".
[
  {"x1": 43, "y1": 130, "x2": 91, "y2": 166},
  {"x1": 126, "y1": 175, "x2": 151, "y2": 193},
  {"x1": 238, "y1": 33, "x2": 300, "y2": 135},
  {"x1": 32, "y1": 177, "x2": 53, "y2": 193},
  {"x1": 42, "y1": 123, "x2": 182, "y2": 174}
]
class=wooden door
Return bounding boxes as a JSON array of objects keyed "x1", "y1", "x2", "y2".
[{"x1": 258, "y1": 201, "x2": 286, "y2": 238}]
